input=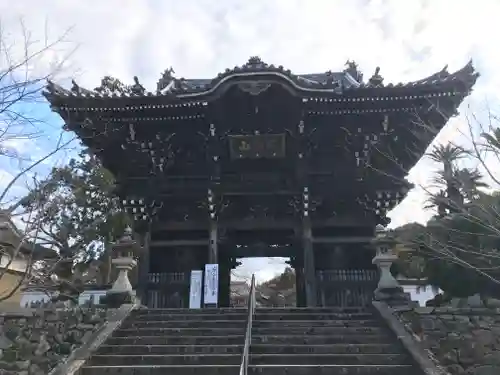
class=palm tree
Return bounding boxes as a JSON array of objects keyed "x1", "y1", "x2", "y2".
[
  {"x1": 454, "y1": 168, "x2": 488, "y2": 202},
  {"x1": 425, "y1": 190, "x2": 448, "y2": 217},
  {"x1": 427, "y1": 144, "x2": 466, "y2": 211}
]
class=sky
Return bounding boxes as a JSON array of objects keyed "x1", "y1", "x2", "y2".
[{"x1": 1, "y1": 0, "x2": 499, "y2": 283}]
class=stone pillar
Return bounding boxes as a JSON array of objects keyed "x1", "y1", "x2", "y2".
[
  {"x1": 371, "y1": 224, "x2": 411, "y2": 306},
  {"x1": 105, "y1": 227, "x2": 140, "y2": 307}
]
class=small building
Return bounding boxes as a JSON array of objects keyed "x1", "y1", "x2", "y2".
[{"x1": 0, "y1": 211, "x2": 57, "y2": 309}]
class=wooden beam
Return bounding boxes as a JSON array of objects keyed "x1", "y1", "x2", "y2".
[
  {"x1": 313, "y1": 236, "x2": 373, "y2": 244},
  {"x1": 152, "y1": 217, "x2": 376, "y2": 232},
  {"x1": 150, "y1": 239, "x2": 208, "y2": 247}
]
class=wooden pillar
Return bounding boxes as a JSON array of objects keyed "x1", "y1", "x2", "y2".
[
  {"x1": 302, "y1": 214, "x2": 317, "y2": 307},
  {"x1": 218, "y1": 256, "x2": 231, "y2": 307},
  {"x1": 207, "y1": 121, "x2": 220, "y2": 266},
  {"x1": 136, "y1": 228, "x2": 151, "y2": 306},
  {"x1": 289, "y1": 256, "x2": 305, "y2": 307},
  {"x1": 208, "y1": 220, "x2": 218, "y2": 264},
  {"x1": 207, "y1": 188, "x2": 219, "y2": 264}
]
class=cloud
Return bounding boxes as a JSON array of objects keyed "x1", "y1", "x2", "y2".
[{"x1": 1, "y1": 0, "x2": 499, "y2": 280}]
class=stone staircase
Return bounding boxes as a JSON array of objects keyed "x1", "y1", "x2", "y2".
[{"x1": 79, "y1": 306, "x2": 421, "y2": 374}]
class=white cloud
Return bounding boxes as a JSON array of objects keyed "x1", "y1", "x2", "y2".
[{"x1": 1, "y1": 0, "x2": 499, "y2": 280}]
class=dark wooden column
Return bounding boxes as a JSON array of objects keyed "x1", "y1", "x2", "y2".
[
  {"x1": 208, "y1": 206, "x2": 218, "y2": 264},
  {"x1": 218, "y1": 255, "x2": 234, "y2": 307},
  {"x1": 302, "y1": 187, "x2": 317, "y2": 307},
  {"x1": 287, "y1": 256, "x2": 305, "y2": 307},
  {"x1": 296, "y1": 118, "x2": 317, "y2": 307},
  {"x1": 136, "y1": 228, "x2": 151, "y2": 306},
  {"x1": 207, "y1": 123, "x2": 221, "y2": 265}
]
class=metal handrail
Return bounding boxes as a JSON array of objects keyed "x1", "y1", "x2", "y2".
[{"x1": 239, "y1": 274, "x2": 256, "y2": 375}]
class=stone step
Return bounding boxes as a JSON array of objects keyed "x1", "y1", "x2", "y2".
[
  {"x1": 97, "y1": 344, "x2": 243, "y2": 355},
  {"x1": 252, "y1": 320, "x2": 382, "y2": 328},
  {"x1": 114, "y1": 327, "x2": 245, "y2": 337},
  {"x1": 121, "y1": 319, "x2": 381, "y2": 329},
  {"x1": 88, "y1": 354, "x2": 242, "y2": 366},
  {"x1": 132, "y1": 313, "x2": 248, "y2": 321},
  {"x1": 88, "y1": 353, "x2": 410, "y2": 367},
  {"x1": 106, "y1": 335, "x2": 245, "y2": 346},
  {"x1": 132, "y1": 312, "x2": 375, "y2": 321},
  {"x1": 133, "y1": 307, "x2": 371, "y2": 315},
  {"x1": 251, "y1": 326, "x2": 386, "y2": 335},
  {"x1": 133, "y1": 308, "x2": 247, "y2": 315},
  {"x1": 121, "y1": 319, "x2": 247, "y2": 329},
  {"x1": 253, "y1": 312, "x2": 376, "y2": 320},
  {"x1": 252, "y1": 334, "x2": 394, "y2": 345},
  {"x1": 250, "y1": 354, "x2": 411, "y2": 366},
  {"x1": 251, "y1": 343, "x2": 404, "y2": 355},
  {"x1": 114, "y1": 326, "x2": 386, "y2": 337},
  {"x1": 106, "y1": 333, "x2": 392, "y2": 346},
  {"x1": 256, "y1": 307, "x2": 372, "y2": 314},
  {"x1": 79, "y1": 364, "x2": 420, "y2": 375},
  {"x1": 97, "y1": 343, "x2": 403, "y2": 356}
]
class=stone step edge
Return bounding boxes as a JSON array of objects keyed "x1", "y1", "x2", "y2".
[
  {"x1": 126, "y1": 320, "x2": 381, "y2": 324},
  {"x1": 82, "y1": 364, "x2": 414, "y2": 368},
  {"x1": 134, "y1": 307, "x2": 371, "y2": 311},
  {"x1": 91, "y1": 353, "x2": 408, "y2": 358},
  {"x1": 117, "y1": 327, "x2": 385, "y2": 331},
  {"x1": 99, "y1": 346, "x2": 398, "y2": 354},
  {"x1": 132, "y1": 311, "x2": 373, "y2": 316},
  {"x1": 109, "y1": 334, "x2": 392, "y2": 339}
]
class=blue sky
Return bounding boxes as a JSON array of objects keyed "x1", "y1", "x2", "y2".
[{"x1": 1, "y1": 0, "x2": 500, "y2": 282}]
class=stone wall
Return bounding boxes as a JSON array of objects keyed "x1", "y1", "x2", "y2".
[
  {"x1": 0, "y1": 305, "x2": 107, "y2": 375},
  {"x1": 395, "y1": 305, "x2": 500, "y2": 375}
]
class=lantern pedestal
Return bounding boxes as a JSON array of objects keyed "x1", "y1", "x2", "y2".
[
  {"x1": 371, "y1": 225, "x2": 413, "y2": 306},
  {"x1": 104, "y1": 228, "x2": 139, "y2": 307}
]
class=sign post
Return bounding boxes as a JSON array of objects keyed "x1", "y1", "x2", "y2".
[
  {"x1": 204, "y1": 264, "x2": 219, "y2": 307},
  {"x1": 189, "y1": 270, "x2": 203, "y2": 309}
]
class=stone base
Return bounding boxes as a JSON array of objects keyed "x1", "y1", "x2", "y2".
[
  {"x1": 102, "y1": 291, "x2": 135, "y2": 308},
  {"x1": 374, "y1": 287, "x2": 417, "y2": 307}
]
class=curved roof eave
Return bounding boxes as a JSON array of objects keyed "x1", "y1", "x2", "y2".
[{"x1": 42, "y1": 58, "x2": 479, "y2": 107}]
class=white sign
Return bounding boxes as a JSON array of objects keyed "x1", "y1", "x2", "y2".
[
  {"x1": 204, "y1": 264, "x2": 219, "y2": 305},
  {"x1": 189, "y1": 270, "x2": 203, "y2": 309}
]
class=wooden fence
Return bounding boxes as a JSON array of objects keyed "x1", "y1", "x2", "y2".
[
  {"x1": 316, "y1": 269, "x2": 379, "y2": 307},
  {"x1": 146, "y1": 272, "x2": 190, "y2": 308}
]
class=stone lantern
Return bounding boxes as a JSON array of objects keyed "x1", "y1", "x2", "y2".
[
  {"x1": 105, "y1": 227, "x2": 139, "y2": 307},
  {"x1": 371, "y1": 224, "x2": 410, "y2": 304}
]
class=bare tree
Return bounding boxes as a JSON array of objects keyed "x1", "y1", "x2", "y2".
[{"x1": 0, "y1": 20, "x2": 78, "y2": 303}]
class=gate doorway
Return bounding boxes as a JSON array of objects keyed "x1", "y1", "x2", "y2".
[{"x1": 231, "y1": 257, "x2": 296, "y2": 307}]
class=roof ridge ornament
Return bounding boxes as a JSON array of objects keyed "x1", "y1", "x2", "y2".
[
  {"x1": 131, "y1": 76, "x2": 145, "y2": 96},
  {"x1": 344, "y1": 60, "x2": 363, "y2": 83},
  {"x1": 368, "y1": 67, "x2": 384, "y2": 88},
  {"x1": 245, "y1": 56, "x2": 268, "y2": 69},
  {"x1": 157, "y1": 67, "x2": 176, "y2": 94}
]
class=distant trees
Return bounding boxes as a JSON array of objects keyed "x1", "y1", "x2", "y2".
[
  {"x1": 19, "y1": 148, "x2": 130, "y2": 283},
  {"x1": 255, "y1": 267, "x2": 296, "y2": 306},
  {"x1": 393, "y1": 124, "x2": 500, "y2": 300}
]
